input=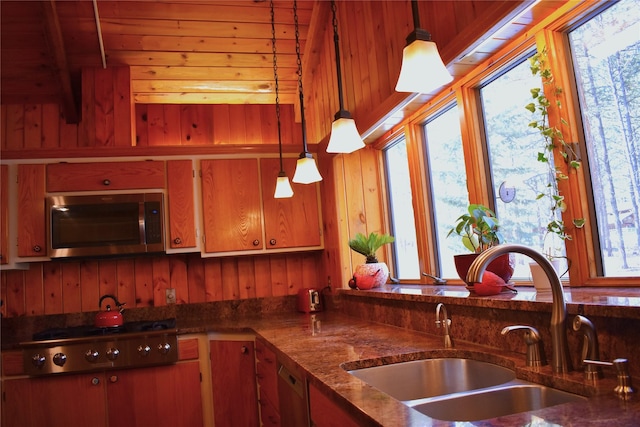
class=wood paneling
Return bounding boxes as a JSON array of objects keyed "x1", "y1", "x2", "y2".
[{"x1": 0, "y1": 252, "x2": 321, "y2": 318}]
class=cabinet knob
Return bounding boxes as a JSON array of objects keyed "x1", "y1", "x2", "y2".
[
  {"x1": 173, "y1": 237, "x2": 182, "y2": 245},
  {"x1": 253, "y1": 239, "x2": 260, "y2": 246},
  {"x1": 109, "y1": 375, "x2": 118, "y2": 383},
  {"x1": 32, "y1": 245, "x2": 42, "y2": 253},
  {"x1": 269, "y1": 239, "x2": 276, "y2": 246},
  {"x1": 91, "y1": 377, "x2": 100, "y2": 386},
  {"x1": 241, "y1": 346, "x2": 248, "y2": 354},
  {"x1": 103, "y1": 179, "x2": 111, "y2": 186}
]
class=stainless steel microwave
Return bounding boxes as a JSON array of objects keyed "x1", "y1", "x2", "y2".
[{"x1": 47, "y1": 193, "x2": 165, "y2": 258}]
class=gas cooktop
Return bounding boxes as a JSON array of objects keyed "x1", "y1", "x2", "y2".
[{"x1": 21, "y1": 319, "x2": 179, "y2": 376}]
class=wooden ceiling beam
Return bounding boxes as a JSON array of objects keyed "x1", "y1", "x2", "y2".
[{"x1": 42, "y1": 0, "x2": 79, "y2": 124}]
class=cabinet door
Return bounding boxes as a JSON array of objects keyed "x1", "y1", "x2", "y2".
[
  {"x1": 106, "y1": 361, "x2": 203, "y2": 427},
  {"x1": 167, "y1": 160, "x2": 197, "y2": 249},
  {"x1": 260, "y1": 158, "x2": 322, "y2": 249},
  {"x1": 1, "y1": 164, "x2": 8, "y2": 264},
  {"x1": 200, "y1": 159, "x2": 262, "y2": 253},
  {"x1": 46, "y1": 161, "x2": 165, "y2": 192},
  {"x1": 17, "y1": 164, "x2": 46, "y2": 257},
  {"x1": 309, "y1": 383, "x2": 360, "y2": 427},
  {"x1": 210, "y1": 340, "x2": 258, "y2": 427},
  {"x1": 2, "y1": 374, "x2": 108, "y2": 427}
]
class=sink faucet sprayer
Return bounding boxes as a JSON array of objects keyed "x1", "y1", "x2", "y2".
[
  {"x1": 467, "y1": 244, "x2": 571, "y2": 373},
  {"x1": 573, "y1": 315, "x2": 602, "y2": 380},
  {"x1": 435, "y1": 303, "x2": 453, "y2": 348}
]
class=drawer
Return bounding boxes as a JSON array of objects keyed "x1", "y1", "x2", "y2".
[
  {"x1": 259, "y1": 396, "x2": 281, "y2": 427},
  {"x1": 256, "y1": 359, "x2": 279, "y2": 407},
  {"x1": 47, "y1": 161, "x2": 165, "y2": 192}
]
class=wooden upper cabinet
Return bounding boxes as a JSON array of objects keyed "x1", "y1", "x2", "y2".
[
  {"x1": 200, "y1": 158, "x2": 262, "y2": 253},
  {"x1": 17, "y1": 164, "x2": 46, "y2": 257},
  {"x1": 166, "y1": 160, "x2": 196, "y2": 249},
  {"x1": 46, "y1": 161, "x2": 165, "y2": 192},
  {"x1": 1, "y1": 165, "x2": 8, "y2": 264},
  {"x1": 260, "y1": 158, "x2": 322, "y2": 249}
]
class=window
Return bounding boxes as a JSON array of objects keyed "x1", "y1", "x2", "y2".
[
  {"x1": 568, "y1": 0, "x2": 640, "y2": 277},
  {"x1": 384, "y1": 138, "x2": 420, "y2": 279},
  {"x1": 422, "y1": 105, "x2": 469, "y2": 279},
  {"x1": 479, "y1": 57, "x2": 567, "y2": 279}
]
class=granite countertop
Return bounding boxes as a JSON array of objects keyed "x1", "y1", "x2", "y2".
[{"x1": 177, "y1": 310, "x2": 640, "y2": 427}]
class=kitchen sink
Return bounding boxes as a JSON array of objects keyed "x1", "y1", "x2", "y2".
[
  {"x1": 412, "y1": 383, "x2": 587, "y2": 421},
  {"x1": 347, "y1": 358, "x2": 516, "y2": 401},
  {"x1": 347, "y1": 357, "x2": 586, "y2": 421}
]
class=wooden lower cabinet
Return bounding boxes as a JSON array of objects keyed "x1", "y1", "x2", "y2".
[
  {"x1": 210, "y1": 340, "x2": 259, "y2": 427},
  {"x1": 3, "y1": 372, "x2": 107, "y2": 427},
  {"x1": 107, "y1": 361, "x2": 203, "y2": 427},
  {"x1": 2, "y1": 361, "x2": 203, "y2": 427},
  {"x1": 309, "y1": 383, "x2": 360, "y2": 427}
]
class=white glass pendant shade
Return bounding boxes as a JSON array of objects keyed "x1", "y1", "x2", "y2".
[
  {"x1": 395, "y1": 39, "x2": 453, "y2": 94},
  {"x1": 326, "y1": 117, "x2": 365, "y2": 154},
  {"x1": 292, "y1": 154, "x2": 322, "y2": 184},
  {"x1": 274, "y1": 173, "x2": 294, "y2": 198}
]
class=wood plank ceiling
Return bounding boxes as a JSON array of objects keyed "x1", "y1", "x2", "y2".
[{"x1": 1, "y1": 0, "x2": 313, "y2": 117}]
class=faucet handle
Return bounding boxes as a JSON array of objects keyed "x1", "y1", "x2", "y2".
[
  {"x1": 584, "y1": 358, "x2": 635, "y2": 400},
  {"x1": 501, "y1": 325, "x2": 545, "y2": 367}
]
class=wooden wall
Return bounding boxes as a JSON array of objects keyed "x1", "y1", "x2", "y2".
[{"x1": 0, "y1": 252, "x2": 321, "y2": 318}]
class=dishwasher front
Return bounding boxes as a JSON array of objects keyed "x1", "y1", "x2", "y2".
[{"x1": 277, "y1": 357, "x2": 311, "y2": 427}]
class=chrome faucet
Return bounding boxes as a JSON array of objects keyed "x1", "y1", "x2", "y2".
[
  {"x1": 467, "y1": 244, "x2": 571, "y2": 373},
  {"x1": 573, "y1": 315, "x2": 602, "y2": 380},
  {"x1": 435, "y1": 303, "x2": 453, "y2": 348}
]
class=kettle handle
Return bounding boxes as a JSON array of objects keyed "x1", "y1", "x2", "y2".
[{"x1": 99, "y1": 294, "x2": 125, "y2": 313}]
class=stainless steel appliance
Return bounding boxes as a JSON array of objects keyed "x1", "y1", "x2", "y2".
[
  {"x1": 46, "y1": 193, "x2": 165, "y2": 258},
  {"x1": 21, "y1": 319, "x2": 178, "y2": 376}
]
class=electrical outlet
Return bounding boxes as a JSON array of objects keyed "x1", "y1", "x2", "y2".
[{"x1": 165, "y1": 288, "x2": 176, "y2": 304}]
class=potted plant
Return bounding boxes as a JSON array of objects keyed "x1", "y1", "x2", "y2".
[
  {"x1": 348, "y1": 232, "x2": 394, "y2": 290},
  {"x1": 526, "y1": 49, "x2": 585, "y2": 287},
  {"x1": 447, "y1": 204, "x2": 513, "y2": 285}
]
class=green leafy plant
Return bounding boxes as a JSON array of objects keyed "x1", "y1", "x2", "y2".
[
  {"x1": 447, "y1": 204, "x2": 503, "y2": 253},
  {"x1": 348, "y1": 232, "x2": 395, "y2": 263},
  {"x1": 525, "y1": 48, "x2": 585, "y2": 257}
]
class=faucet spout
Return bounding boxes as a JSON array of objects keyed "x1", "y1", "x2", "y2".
[
  {"x1": 467, "y1": 244, "x2": 571, "y2": 373},
  {"x1": 435, "y1": 303, "x2": 453, "y2": 348}
]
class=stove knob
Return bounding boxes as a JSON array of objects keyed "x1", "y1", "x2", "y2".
[
  {"x1": 53, "y1": 353, "x2": 67, "y2": 367},
  {"x1": 157, "y1": 342, "x2": 171, "y2": 355},
  {"x1": 85, "y1": 349, "x2": 99, "y2": 362},
  {"x1": 137, "y1": 345, "x2": 151, "y2": 357},
  {"x1": 31, "y1": 354, "x2": 46, "y2": 368},
  {"x1": 106, "y1": 348, "x2": 120, "y2": 361}
]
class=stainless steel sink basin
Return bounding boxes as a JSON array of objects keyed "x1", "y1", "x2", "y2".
[
  {"x1": 347, "y1": 358, "x2": 516, "y2": 401},
  {"x1": 412, "y1": 383, "x2": 587, "y2": 421}
]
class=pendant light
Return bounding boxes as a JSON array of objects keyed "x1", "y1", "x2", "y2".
[
  {"x1": 395, "y1": 0, "x2": 453, "y2": 94},
  {"x1": 292, "y1": 0, "x2": 322, "y2": 184},
  {"x1": 326, "y1": 0, "x2": 365, "y2": 154},
  {"x1": 270, "y1": 0, "x2": 293, "y2": 198}
]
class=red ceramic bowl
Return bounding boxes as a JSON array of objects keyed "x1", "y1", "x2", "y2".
[{"x1": 454, "y1": 253, "x2": 514, "y2": 285}]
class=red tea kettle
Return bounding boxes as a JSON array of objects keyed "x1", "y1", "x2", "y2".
[{"x1": 95, "y1": 294, "x2": 125, "y2": 328}]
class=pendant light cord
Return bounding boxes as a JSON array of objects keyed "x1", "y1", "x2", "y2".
[
  {"x1": 331, "y1": 0, "x2": 346, "y2": 115},
  {"x1": 270, "y1": 0, "x2": 285, "y2": 173},
  {"x1": 293, "y1": 0, "x2": 309, "y2": 155}
]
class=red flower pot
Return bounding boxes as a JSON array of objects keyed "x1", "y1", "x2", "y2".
[{"x1": 454, "y1": 253, "x2": 514, "y2": 286}]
